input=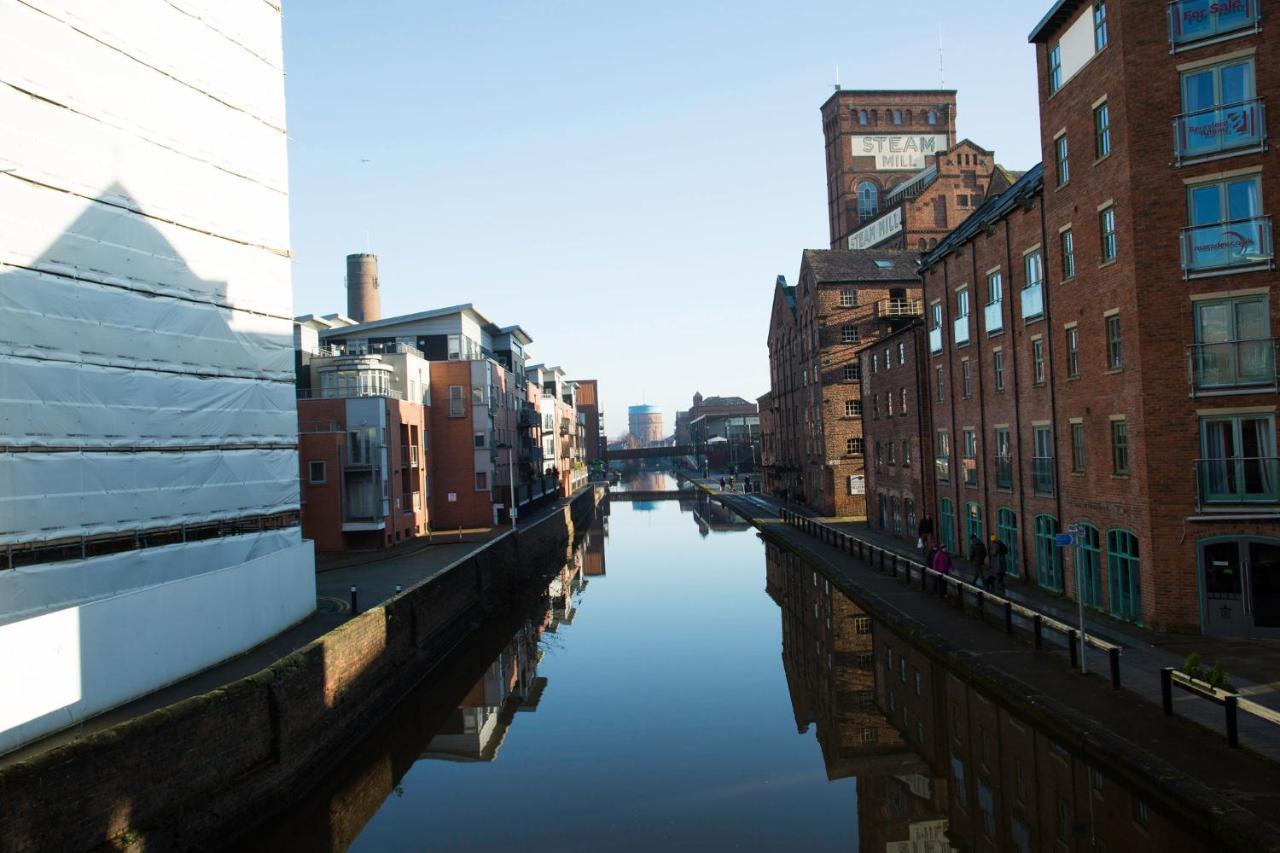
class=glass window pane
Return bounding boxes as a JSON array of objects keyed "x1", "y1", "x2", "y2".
[
  {"x1": 1220, "y1": 62, "x2": 1252, "y2": 104},
  {"x1": 1189, "y1": 185, "x2": 1222, "y2": 226},
  {"x1": 1226, "y1": 177, "x2": 1260, "y2": 220},
  {"x1": 1183, "y1": 70, "x2": 1215, "y2": 112}
]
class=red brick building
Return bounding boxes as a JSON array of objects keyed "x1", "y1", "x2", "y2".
[
  {"x1": 860, "y1": 319, "x2": 936, "y2": 544},
  {"x1": 764, "y1": 251, "x2": 923, "y2": 516}
]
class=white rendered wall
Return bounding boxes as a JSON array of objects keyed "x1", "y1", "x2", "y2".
[{"x1": 0, "y1": 538, "x2": 315, "y2": 755}]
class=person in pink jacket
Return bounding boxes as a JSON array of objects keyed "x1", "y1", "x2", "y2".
[{"x1": 931, "y1": 546, "x2": 954, "y2": 596}]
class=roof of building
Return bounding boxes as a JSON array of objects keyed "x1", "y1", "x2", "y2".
[
  {"x1": 820, "y1": 88, "x2": 957, "y2": 111},
  {"x1": 699, "y1": 395, "x2": 753, "y2": 407},
  {"x1": 801, "y1": 248, "x2": 922, "y2": 283},
  {"x1": 918, "y1": 162, "x2": 1046, "y2": 270},
  {"x1": 496, "y1": 324, "x2": 534, "y2": 346},
  {"x1": 314, "y1": 303, "x2": 534, "y2": 346},
  {"x1": 1028, "y1": 0, "x2": 1087, "y2": 43}
]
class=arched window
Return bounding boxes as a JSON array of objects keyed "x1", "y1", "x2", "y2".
[
  {"x1": 1075, "y1": 523, "x2": 1102, "y2": 608},
  {"x1": 917, "y1": 238, "x2": 927, "y2": 251},
  {"x1": 1035, "y1": 514, "x2": 1062, "y2": 591},
  {"x1": 996, "y1": 508, "x2": 1018, "y2": 578},
  {"x1": 878, "y1": 493, "x2": 888, "y2": 529},
  {"x1": 892, "y1": 497, "x2": 902, "y2": 534},
  {"x1": 892, "y1": 109, "x2": 903, "y2": 124},
  {"x1": 927, "y1": 110, "x2": 939, "y2": 125},
  {"x1": 905, "y1": 498, "x2": 916, "y2": 534},
  {"x1": 1107, "y1": 529, "x2": 1141, "y2": 623},
  {"x1": 857, "y1": 181, "x2": 879, "y2": 222},
  {"x1": 965, "y1": 502, "x2": 983, "y2": 542},
  {"x1": 858, "y1": 110, "x2": 868, "y2": 125},
  {"x1": 939, "y1": 498, "x2": 955, "y2": 552}
]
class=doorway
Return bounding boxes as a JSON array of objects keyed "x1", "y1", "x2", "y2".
[{"x1": 1201, "y1": 538, "x2": 1280, "y2": 636}]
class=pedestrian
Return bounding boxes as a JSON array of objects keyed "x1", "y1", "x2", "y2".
[
  {"x1": 917, "y1": 514, "x2": 934, "y2": 551},
  {"x1": 719, "y1": 477, "x2": 726, "y2": 492},
  {"x1": 729, "y1": 476, "x2": 736, "y2": 492},
  {"x1": 989, "y1": 535, "x2": 1008, "y2": 593},
  {"x1": 931, "y1": 545, "x2": 953, "y2": 596},
  {"x1": 968, "y1": 534, "x2": 988, "y2": 587}
]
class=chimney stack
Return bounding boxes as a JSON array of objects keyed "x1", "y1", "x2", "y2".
[{"x1": 345, "y1": 253, "x2": 381, "y2": 323}]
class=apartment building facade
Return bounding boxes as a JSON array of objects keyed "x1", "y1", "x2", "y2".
[
  {"x1": 896, "y1": 0, "x2": 1277, "y2": 635},
  {"x1": 764, "y1": 250, "x2": 923, "y2": 516}
]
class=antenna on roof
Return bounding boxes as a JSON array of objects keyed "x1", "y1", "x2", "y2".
[
  {"x1": 834, "y1": 64, "x2": 841, "y2": 92},
  {"x1": 938, "y1": 26, "x2": 945, "y2": 87}
]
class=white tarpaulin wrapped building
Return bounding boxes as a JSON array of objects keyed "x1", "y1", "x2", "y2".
[{"x1": 0, "y1": 0, "x2": 315, "y2": 754}]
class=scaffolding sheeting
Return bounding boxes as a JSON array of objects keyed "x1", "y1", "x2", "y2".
[{"x1": 0, "y1": 449, "x2": 301, "y2": 546}]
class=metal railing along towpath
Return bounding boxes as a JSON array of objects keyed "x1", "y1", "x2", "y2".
[{"x1": 776, "y1": 508, "x2": 1125, "y2": 689}]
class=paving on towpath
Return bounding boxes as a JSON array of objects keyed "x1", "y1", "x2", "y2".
[{"x1": 694, "y1": 481, "x2": 1280, "y2": 852}]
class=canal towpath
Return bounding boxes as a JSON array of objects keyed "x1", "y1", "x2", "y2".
[
  {"x1": 0, "y1": 487, "x2": 593, "y2": 771},
  {"x1": 692, "y1": 481, "x2": 1280, "y2": 849}
]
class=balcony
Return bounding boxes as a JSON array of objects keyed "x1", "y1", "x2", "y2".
[
  {"x1": 928, "y1": 327, "x2": 943, "y2": 355},
  {"x1": 1174, "y1": 98, "x2": 1266, "y2": 165},
  {"x1": 518, "y1": 407, "x2": 540, "y2": 429},
  {"x1": 984, "y1": 301, "x2": 1004, "y2": 335},
  {"x1": 953, "y1": 315, "x2": 971, "y2": 346},
  {"x1": 1020, "y1": 282, "x2": 1044, "y2": 320},
  {"x1": 1181, "y1": 216, "x2": 1273, "y2": 276},
  {"x1": 1196, "y1": 456, "x2": 1280, "y2": 508},
  {"x1": 875, "y1": 298, "x2": 923, "y2": 319},
  {"x1": 560, "y1": 418, "x2": 571, "y2": 436},
  {"x1": 1032, "y1": 456, "x2": 1054, "y2": 495},
  {"x1": 1188, "y1": 339, "x2": 1277, "y2": 394},
  {"x1": 1168, "y1": 0, "x2": 1261, "y2": 49}
]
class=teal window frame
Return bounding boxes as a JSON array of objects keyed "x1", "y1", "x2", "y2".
[
  {"x1": 1035, "y1": 514, "x2": 1063, "y2": 591},
  {"x1": 997, "y1": 508, "x2": 1019, "y2": 578},
  {"x1": 1075, "y1": 523, "x2": 1102, "y2": 609},
  {"x1": 1107, "y1": 528, "x2": 1141, "y2": 623}
]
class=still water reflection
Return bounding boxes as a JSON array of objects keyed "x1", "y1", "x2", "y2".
[{"x1": 246, "y1": 474, "x2": 1209, "y2": 851}]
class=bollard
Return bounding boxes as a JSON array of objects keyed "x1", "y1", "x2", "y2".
[
  {"x1": 1004, "y1": 600, "x2": 1013, "y2": 635},
  {"x1": 1068, "y1": 629, "x2": 1079, "y2": 669},
  {"x1": 1160, "y1": 667, "x2": 1173, "y2": 715},
  {"x1": 1109, "y1": 647, "x2": 1121, "y2": 689},
  {"x1": 1033, "y1": 614, "x2": 1043, "y2": 649},
  {"x1": 350, "y1": 585, "x2": 358, "y2": 616},
  {"x1": 1225, "y1": 695, "x2": 1240, "y2": 748}
]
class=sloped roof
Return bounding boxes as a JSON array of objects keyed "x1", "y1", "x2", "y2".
[
  {"x1": 801, "y1": 249, "x2": 922, "y2": 283},
  {"x1": 919, "y1": 162, "x2": 1045, "y2": 270}
]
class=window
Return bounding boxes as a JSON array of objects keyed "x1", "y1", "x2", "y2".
[
  {"x1": 1061, "y1": 228, "x2": 1076, "y2": 279},
  {"x1": 993, "y1": 350, "x2": 1005, "y2": 391},
  {"x1": 963, "y1": 429, "x2": 978, "y2": 486},
  {"x1": 1094, "y1": 1, "x2": 1108, "y2": 50},
  {"x1": 1066, "y1": 326, "x2": 1080, "y2": 377},
  {"x1": 906, "y1": 498, "x2": 916, "y2": 532},
  {"x1": 1076, "y1": 524, "x2": 1102, "y2": 608},
  {"x1": 934, "y1": 365, "x2": 946, "y2": 401},
  {"x1": 1071, "y1": 422, "x2": 1086, "y2": 472},
  {"x1": 998, "y1": 509, "x2": 1019, "y2": 578},
  {"x1": 840, "y1": 288, "x2": 857, "y2": 307},
  {"x1": 903, "y1": 439, "x2": 911, "y2": 467},
  {"x1": 979, "y1": 781, "x2": 996, "y2": 838},
  {"x1": 1048, "y1": 44, "x2": 1062, "y2": 93},
  {"x1": 1094, "y1": 101, "x2": 1111, "y2": 158},
  {"x1": 939, "y1": 498, "x2": 955, "y2": 552},
  {"x1": 1108, "y1": 529, "x2": 1141, "y2": 622},
  {"x1": 985, "y1": 271, "x2": 1004, "y2": 335},
  {"x1": 1055, "y1": 134, "x2": 1069, "y2": 186},
  {"x1": 1191, "y1": 295, "x2": 1273, "y2": 390},
  {"x1": 887, "y1": 441, "x2": 896, "y2": 464},
  {"x1": 1133, "y1": 797, "x2": 1150, "y2": 828},
  {"x1": 1033, "y1": 425, "x2": 1054, "y2": 495},
  {"x1": 892, "y1": 109, "x2": 903, "y2": 125},
  {"x1": 951, "y1": 754, "x2": 967, "y2": 808},
  {"x1": 1032, "y1": 338, "x2": 1045, "y2": 385},
  {"x1": 1057, "y1": 796, "x2": 1072, "y2": 842},
  {"x1": 1106, "y1": 315, "x2": 1123, "y2": 369},
  {"x1": 899, "y1": 387, "x2": 907, "y2": 414},
  {"x1": 1198, "y1": 414, "x2": 1277, "y2": 503},
  {"x1": 995, "y1": 428, "x2": 1012, "y2": 489},
  {"x1": 955, "y1": 288, "x2": 971, "y2": 346},
  {"x1": 1022, "y1": 250, "x2": 1045, "y2": 320},
  {"x1": 842, "y1": 324, "x2": 859, "y2": 344},
  {"x1": 448, "y1": 385, "x2": 466, "y2": 417},
  {"x1": 1035, "y1": 514, "x2": 1063, "y2": 590},
  {"x1": 845, "y1": 399, "x2": 861, "y2": 417},
  {"x1": 929, "y1": 301, "x2": 943, "y2": 354},
  {"x1": 1178, "y1": 59, "x2": 1260, "y2": 162},
  {"x1": 1012, "y1": 817, "x2": 1031, "y2": 853},
  {"x1": 474, "y1": 432, "x2": 486, "y2": 449},
  {"x1": 886, "y1": 390, "x2": 894, "y2": 416},
  {"x1": 1111, "y1": 418, "x2": 1128, "y2": 474},
  {"x1": 843, "y1": 363, "x2": 860, "y2": 381},
  {"x1": 927, "y1": 110, "x2": 939, "y2": 125},
  {"x1": 936, "y1": 429, "x2": 951, "y2": 481},
  {"x1": 308, "y1": 460, "x2": 327, "y2": 484},
  {"x1": 1100, "y1": 205, "x2": 1117, "y2": 261},
  {"x1": 858, "y1": 181, "x2": 879, "y2": 222},
  {"x1": 847, "y1": 437, "x2": 863, "y2": 455},
  {"x1": 1184, "y1": 174, "x2": 1267, "y2": 273},
  {"x1": 897, "y1": 341, "x2": 905, "y2": 365},
  {"x1": 475, "y1": 471, "x2": 489, "y2": 491},
  {"x1": 872, "y1": 353, "x2": 879, "y2": 374}
]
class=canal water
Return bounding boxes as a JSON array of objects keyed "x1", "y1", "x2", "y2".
[{"x1": 245, "y1": 473, "x2": 1208, "y2": 852}]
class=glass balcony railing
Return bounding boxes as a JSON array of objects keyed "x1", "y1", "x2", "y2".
[
  {"x1": 953, "y1": 315, "x2": 971, "y2": 346},
  {"x1": 1174, "y1": 98, "x2": 1266, "y2": 163},
  {"x1": 984, "y1": 301, "x2": 1004, "y2": 335},
  {"x1": 1020, "y1": 282, "x2": 1044, "y2": 320},
  {"x1": 1188, "y1": 338, "x2": 1277, "y2": 392},
  {"x1": 1196, "y1": 456, "x2": 1280, "y2": 507},
  {"x1": 928, "y1": 327, "x2": 943, "y2": 354},
  {"x1": 1032, "y1": 456, "x2": 1054, "y2": 495},
  {"x1": 1180, "y1": 216, "x2": 1273, "y2": 274},
  {"x1": 1168, "y1": 0, "x2": 1261, "y2": 48}
]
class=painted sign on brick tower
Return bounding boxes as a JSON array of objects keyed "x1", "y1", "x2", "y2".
[{"x1": 851, "y1": 134, "x2": 950, "y2": 170}]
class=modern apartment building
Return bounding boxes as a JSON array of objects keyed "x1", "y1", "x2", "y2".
[
  {"x1": 527, "y1": 364, "x2": 589, "y2": 497},
  {"x1": 764, "y1": 250, "x2": 923, "y2": 516},
  {"x1": 571, "y1": 378, "x2": 605, "y2": 466},
  {"x1": 0, "y1": 1, "x2": 315, "y2": 753},
  {"x1": 881, "y1": 0, "x2": 1277, "y2": 635}
]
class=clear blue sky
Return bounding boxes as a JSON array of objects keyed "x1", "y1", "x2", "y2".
[{"x1": 283, "y1": 1, "x2": 1043, "y2": 437}]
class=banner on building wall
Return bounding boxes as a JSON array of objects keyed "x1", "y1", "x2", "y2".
[
  {"x1": 850, "y1": 134, "x2": 949, "y2": 170},
  {"x1": 848, "y1": 207, "x2": 903, "y2": 250}
]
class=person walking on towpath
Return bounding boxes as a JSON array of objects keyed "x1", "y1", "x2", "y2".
[
  {"x1": 931, "y1": 545, "x2": 953, "y2": 596},
  {"x1": 968, "y1": 534, "x2": 988, "y2": 587},
  {"x1": 719, "y1": 477, "x2": 726, "y2": 492},
  {"x1": 988, "y1": 535, "x2": 1008, "y2": 593}
]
